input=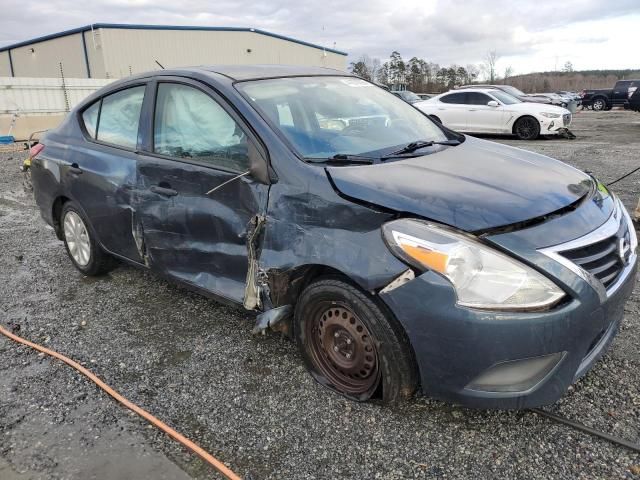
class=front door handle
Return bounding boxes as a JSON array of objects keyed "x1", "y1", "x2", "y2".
[
  {"x1": 69, "y1": 163, "x2": 83, "y2": 175},
  {"x1": 468, "y1": 109, "x2": 478, "y2": 111},
  {"x1": 150, "y1": 185, "x2": 178, "y2": 197}
]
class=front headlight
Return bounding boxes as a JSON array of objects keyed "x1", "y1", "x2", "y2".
[
  {"x1": 540, "y1": 112, "x2": 561, "y2": 118},
  {"x1": 382, "y1": 219, "x2": 565, "y2": 311}
]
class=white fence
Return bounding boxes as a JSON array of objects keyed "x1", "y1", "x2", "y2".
[
  {"x1": 0, "y1": 77, "x2": 113, "y2": 115},
  {"x1": 0, "y1": 77, "x2": 113, "y2": 139}
]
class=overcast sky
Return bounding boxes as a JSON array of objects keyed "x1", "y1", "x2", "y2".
[{"x1": 1, "y1": 0, "x2": 638, "y2": 75}]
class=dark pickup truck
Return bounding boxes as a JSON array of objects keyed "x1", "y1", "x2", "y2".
[
  {"x1": 629, "y1": 85, "x2": 640, "y2": 112},
  {"x1": 581, "y1": 79, "x2": 640, "y2": 111}
]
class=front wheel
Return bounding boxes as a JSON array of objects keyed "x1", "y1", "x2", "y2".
[
  {"x1": 514, "y1": 116, "x2": 541, "y2": 140},
  {"x1": 61, "y1": 201, "x2": 116, "y2": 276},
  {"x1": 295, "y1": 277, "x2": 417, "y2": 403}
]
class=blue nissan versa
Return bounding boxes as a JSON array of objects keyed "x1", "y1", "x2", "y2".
[{"x1": 30, "y1": 66, "x2": 637, "y2": 408}]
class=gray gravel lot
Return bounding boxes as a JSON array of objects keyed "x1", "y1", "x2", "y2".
[{"x1": 1, "y1": 109, "x2": 639, "y2": 479}]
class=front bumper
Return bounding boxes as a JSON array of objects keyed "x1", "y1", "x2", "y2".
[
  {"x1": 539, "y1": 113, "x2": 572, "y2": 134},
  {"x1": 380, "y1": 204, "x2": 637, "y2": 409}
]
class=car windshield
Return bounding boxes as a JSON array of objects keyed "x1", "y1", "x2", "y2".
[
  {"x1": 236, "y1": 76, "x2": 447, "y2": 159},
  {"x1": 501, "y1": 85, "x2": 526, "y2": 97},
  {"x1": 400, "y1": 91, "x2": 421, "y2": 102},
  {"x1": 491, "y1": 90, "x2": 522, "y2": 105}
]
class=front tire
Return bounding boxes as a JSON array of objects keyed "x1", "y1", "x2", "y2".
[
  {"x1": 295, "y1": 277, "x2": 417, "y2": 403},
  {"x1": 61, "y1": 201, "x2": 115, "y2": 276},
  {"x1": 514, "y1": 116, "x2": 541, "y2": 140}
]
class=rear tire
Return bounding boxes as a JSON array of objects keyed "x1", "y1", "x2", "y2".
[
  {"x1": 61, "y1": 201, "x2": 116, "y2": 276},
  {"x1": 592, "y1": 98, "x2": 607, "y2": 111},
  {"x1": 514, "y1": 116, "x2": 540, "y2": 140},
  {"x1": 295, "y1": 277, "x2": 417, "y2": 403}
]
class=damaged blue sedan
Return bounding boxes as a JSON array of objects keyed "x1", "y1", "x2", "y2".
[{"x1": 30, "y1": 66, "x2": 637, "y2": 409}]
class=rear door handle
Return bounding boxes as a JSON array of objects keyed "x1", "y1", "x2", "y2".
[
  {"x1": 69, "y1": 163, "x2": 83, "y2": 175},
  {"x1": 150, "y1": 185, "x2": 178, "y2": 197},
  {"x1": 468, "y1": 109, "x2": 477, "y2": 111}
]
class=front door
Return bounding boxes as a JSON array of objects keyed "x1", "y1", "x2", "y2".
[
  {"x1": 465, "y1": 92, "x2": 504, "y2": 133},
  {"x1": 135, "y1": 80, "x2": 269, "y2": 303}
]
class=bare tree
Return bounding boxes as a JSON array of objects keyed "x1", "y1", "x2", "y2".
[
  {"x1": 503, "y1": 66, "x2": 514, "y2": 83},
  {"x1": 481, "y1": 51, "x2": 499, "y2": 83},
  {"x1": 563, "y1": 61, "x2": 574, "y2": 73}
]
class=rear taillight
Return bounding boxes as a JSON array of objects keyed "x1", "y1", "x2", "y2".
[
  {"x1": 629, "y1": 87, "x2": 637, "y2": 99},
  {"x1": 29, "y1": 143, "x2": 44, "y2": 159}
]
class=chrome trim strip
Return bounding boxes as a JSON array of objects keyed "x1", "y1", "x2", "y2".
[{"x1": 539, "y1": 197, "x2": 637, "y2": 301}]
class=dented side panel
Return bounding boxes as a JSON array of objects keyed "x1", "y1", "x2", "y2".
[
  {"x1": 259, "y1": 166, "x2": 409, "y2": 300},
  {"x1": 135, "y1": 156, "x2": 269, "y2": 304}
]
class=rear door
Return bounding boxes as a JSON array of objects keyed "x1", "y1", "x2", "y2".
[
  {"x1": 65, "y1": 83, "x2": 148, "y2": 262},
  {"x1": 465, "y1": 92, "x2": 504, "y2": 133},
  {"x1": 134, "y1": 78, "x2": 270, "y2": 304},
  {"x1": 435, "y1": 92, "x2": 469, "y2": 130}
]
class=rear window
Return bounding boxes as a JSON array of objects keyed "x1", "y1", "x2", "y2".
[
  {"x1": 440, "y1": 93, "x2": 467, "y2": 104},
  {"x1": 95, "y1": 86, "x2": 145, "y2": 149}
]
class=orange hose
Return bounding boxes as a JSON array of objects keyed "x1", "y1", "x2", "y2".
[{"x1": 0, "y1": 324, "x2": 242, "y2": 480}]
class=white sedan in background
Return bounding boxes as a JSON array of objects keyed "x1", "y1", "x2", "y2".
[{"x1": 415, "y1": 88, "x2": 572, "y2": 140}]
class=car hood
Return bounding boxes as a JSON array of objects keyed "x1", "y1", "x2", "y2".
[
  {"x1": 506, "y1": 102, "x2": 569, "y2": 115},
  {"x1": 520, "y1": 95, "x2": 552, "y2": 104},
  {"x1": 326, "y1": 136, "x2": 593, "y2": 232}
]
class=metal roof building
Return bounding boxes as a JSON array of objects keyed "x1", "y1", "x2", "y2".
[{"x1": 0, "y1": 24, "x2": 348, "y2": 79}]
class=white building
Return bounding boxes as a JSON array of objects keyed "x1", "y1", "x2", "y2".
[{"x1": 0, "y1": 23, "x2": 347, "y2": 79}]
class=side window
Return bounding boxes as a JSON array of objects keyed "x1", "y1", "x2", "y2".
[
  {"x1": 96, "y1": 86, "x2": 145, "y2": 148},
  {"x1": 440, "y1": 93, "x2": 467, "y2": 104},
  {"x1": 82, "y1": 101, "x2": 100, "y2": 138},
  {"x1": 466, "y1": 92, "x2": 492, "y2": 105},
  {"x1": 154, "y1": 83, "x2": 249, "y2": 172}
]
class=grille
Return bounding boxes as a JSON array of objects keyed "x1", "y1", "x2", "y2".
[
  {"x1": 559, "y1": 225, "x2": 630, "y2": 289},
  {"x1": 563, "y1": 113, "x2": 571, "y2": 126}
]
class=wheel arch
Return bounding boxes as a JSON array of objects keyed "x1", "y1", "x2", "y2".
[
  {"x1": 511, "y1": 114, "x2": 539, "y2": 135},
  {"x1": 51, "y1": 195, "x2": 71, "y2": 240},
  {"x1": 273, "y1": 263, "x2": 421, "y2": 392}
]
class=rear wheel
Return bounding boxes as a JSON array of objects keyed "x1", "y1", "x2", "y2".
[
  {"x1": 514, "y1": 116, "x2": 540, "y2": 140},
  {"x1": 592, "y1": 98, "x2": 607, "y2": 111},
  {"x1": 61, "y1": 201, "x2": 116, "y2": 276},
  {"x1": 295, "y1": 277, "x2": 417, "y2": 403}
]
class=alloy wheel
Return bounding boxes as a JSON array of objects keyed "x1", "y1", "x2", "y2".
[
  {"x1": 63, "y1": 211, "x2": 91, "y2": 266},
  {"x1": 516, "y1": 117, "x2": 537, "y2": 139}
]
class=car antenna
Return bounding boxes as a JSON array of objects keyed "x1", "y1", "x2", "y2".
[
  {"x1": 155, "y1": 60, "x2": 165, "y2": 69},
  {"x1": 206, "y1": 171, "x2": 251, "y2": 195}
]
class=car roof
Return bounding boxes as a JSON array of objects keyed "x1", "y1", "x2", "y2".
[
  {"x1": 197, "y1": 64, "x2": 350, "y2": 81},
  {"x1": 441, "y1": 88, "x2": 496, "y2": 95},
  {"x1": 458, "y1": 84, "x2": 506, "y2": 89}
]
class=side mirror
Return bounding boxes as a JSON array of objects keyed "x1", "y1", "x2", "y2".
[
  {"x1": 487, "y1": 100, "x2": 499, "y2": 107},
  {"x1": 248, "y1": 140, "x2": 275, "y2": 184}
]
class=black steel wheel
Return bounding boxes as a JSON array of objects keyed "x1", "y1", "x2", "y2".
[
  {"x1": 306, "y1": 304, "x2": 380, "y2": 396},
  {"x1": 514, "y1": 116, "x2": 541, "y2": 140},
  {"x1": 295, "y1": 277, "x2": 417, "y2": 402}
]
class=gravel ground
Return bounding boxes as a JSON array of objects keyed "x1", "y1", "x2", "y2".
[{"x1": 1, "y1": 109, "x2": 639, "y2": 480}]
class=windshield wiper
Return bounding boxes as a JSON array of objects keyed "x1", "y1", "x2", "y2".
[
  {"x1": 381, "y1": 139, "x2": 461, "y2": 159},
  {"x1": 306, "y1": 154, "x2": 375, "y2": 165}
]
